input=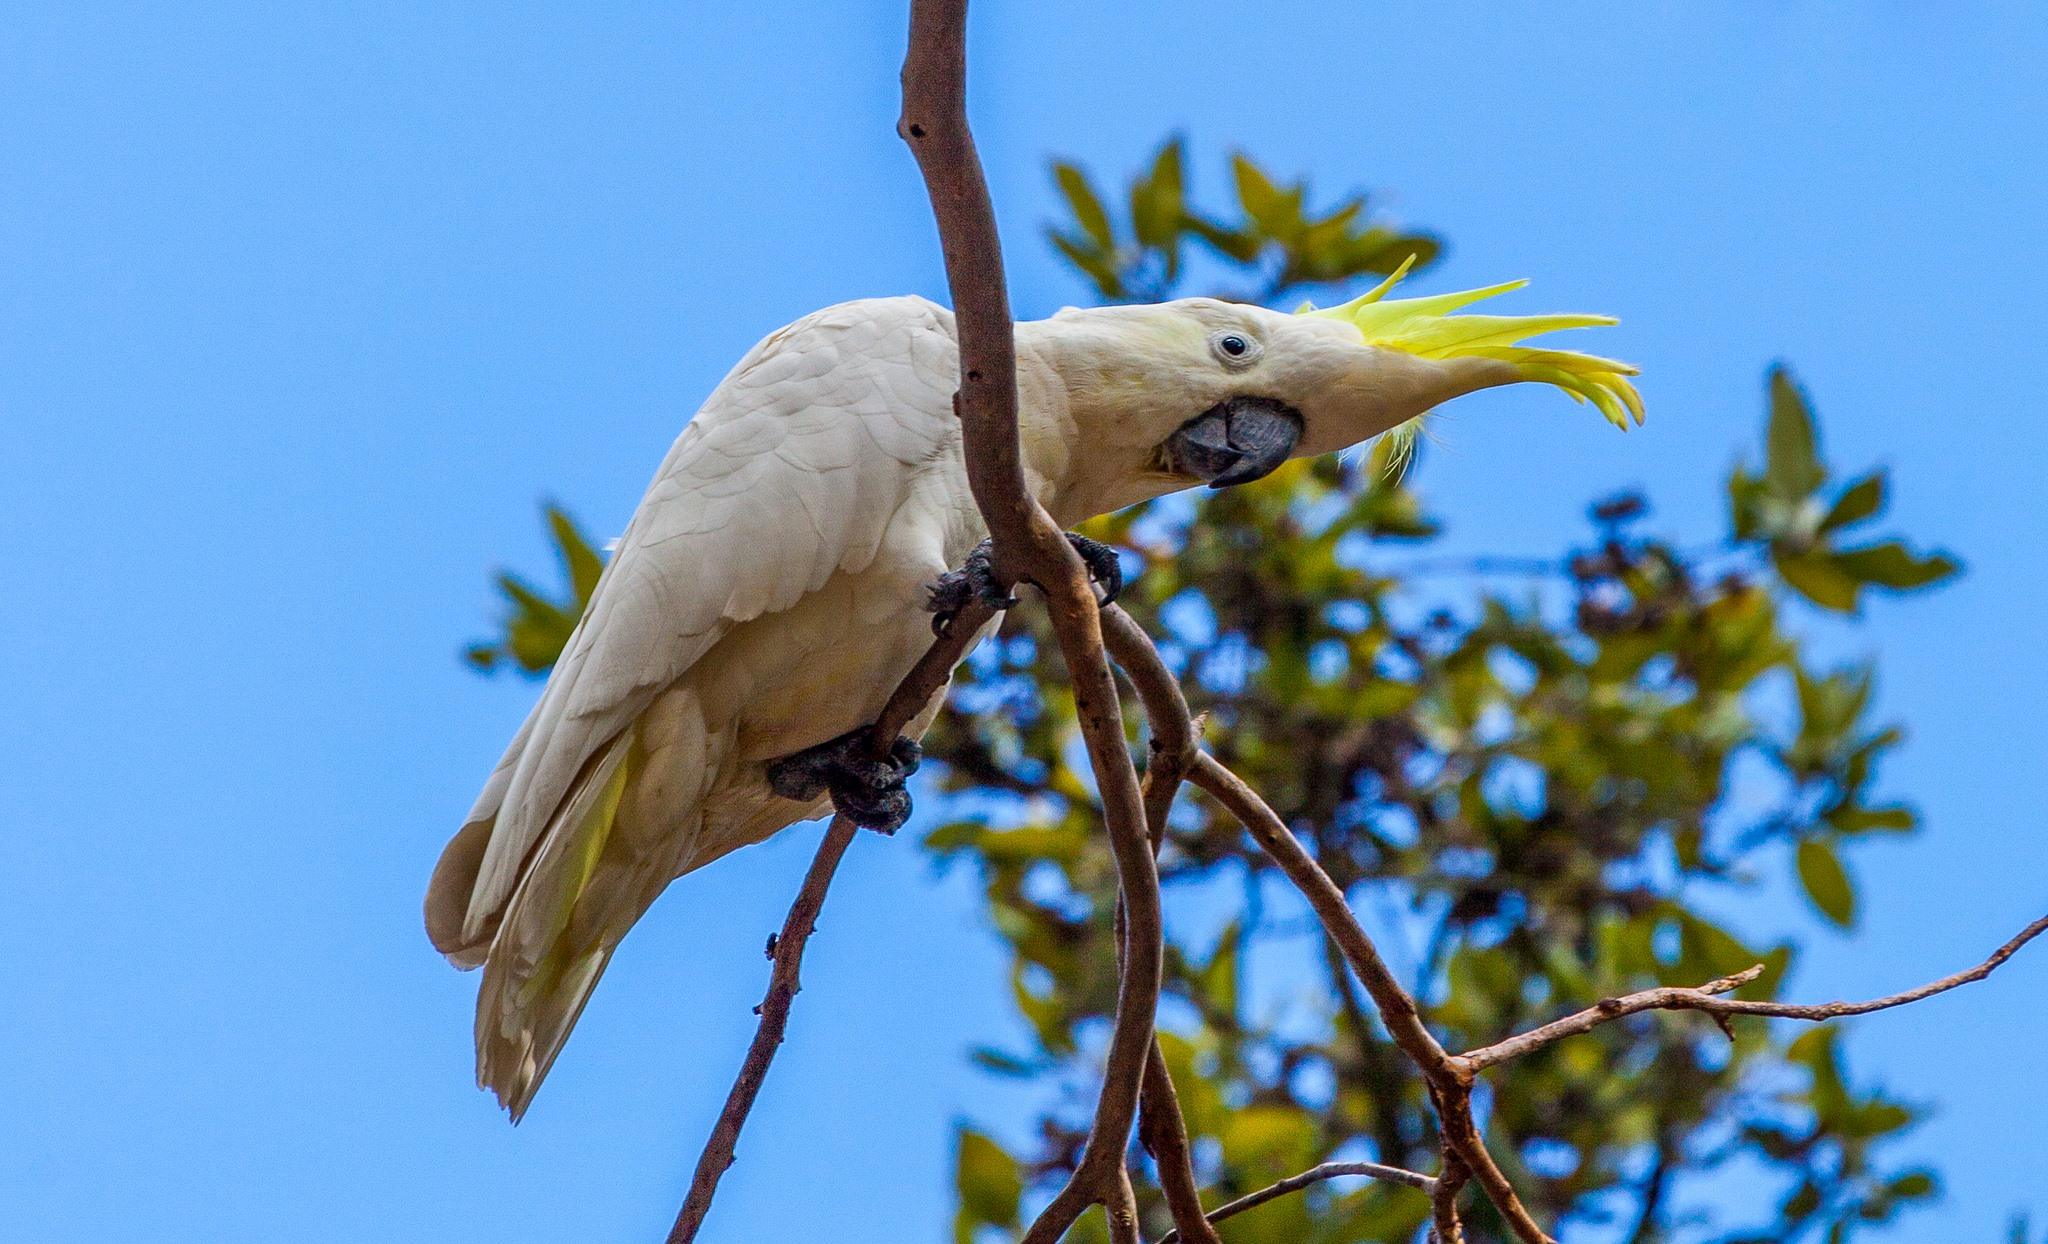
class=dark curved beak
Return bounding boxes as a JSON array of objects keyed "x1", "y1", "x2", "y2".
[{"x1": 1162, "y1": 396, "x2": 1303, "y2": 488}]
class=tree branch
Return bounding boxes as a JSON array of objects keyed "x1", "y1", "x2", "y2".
[
  {"x1": 1186, "y1": 751, "x2": 1553, "y2": 1244},
  {"x1": 1430, "y1": 1153, "x2": 1471, "y2": 1244},
  {"x1": 900, "y1": 6, "x2": 1163, "y2": 1241},
  {"x1": 1462, "y1": 914, "x2": 2048, "y2": 1073},
  {"x1": 1155, "y1": 1161, "x2": 1439, "y2": 1244},
  {"x1": 1101, "y1": 606, "x2": 1222, "y2": 1244},
  {"x1": 646, "y1": 12, "x2": 2045, "y2": 1241},
  {"x1": 666, "y1": 814, "x2": 858, "y2": 1244},
  {"x1": 1137, "y1": 1045, "x2": 1220, "y2": 1244},
  {"x1": 1108, "y1": 1167, "x2": 1144, "y2": 1244},
  {"x1": 666, "y1": 571, "x2": 1001, "y2": 1243}
]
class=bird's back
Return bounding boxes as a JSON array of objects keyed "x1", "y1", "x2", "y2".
[{"x1": 424, "y1": 295, "x2": 972, "y2": 1117}]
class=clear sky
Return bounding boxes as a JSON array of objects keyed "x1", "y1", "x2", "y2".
[{"x1": 5, "y1": 3, "x2": 2044, "y2": 1241}]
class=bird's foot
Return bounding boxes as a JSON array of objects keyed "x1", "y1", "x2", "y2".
[
  {"x1": 766, "y1": 729, "x2": 923, "y2": 834},
  {"x1": 926, "y1": 539, "x2": 1017, "y2": 635},
  {"x1": 926, "y1": 534, "x2": 1127, "y2": 635},
  {"x1": 1062, "y1": 532, "x2": 1126, "y2": 608}
]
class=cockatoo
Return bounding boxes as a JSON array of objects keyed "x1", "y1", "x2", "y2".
[{"x1": 425, "y1": 263, "x2": 1642, "y2": 1118}]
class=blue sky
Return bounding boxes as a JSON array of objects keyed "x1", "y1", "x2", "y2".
[{"x1": 4, "y1": 3, "x2": 2044, "y2": 1241}]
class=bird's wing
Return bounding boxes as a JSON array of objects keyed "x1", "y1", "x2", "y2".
[{"x1": 442, "y1": 296, "x2": 960, "y2": 950}]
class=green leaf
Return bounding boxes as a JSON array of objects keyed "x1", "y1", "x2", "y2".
[
  {"x1": 1219, "y1": 1105, "x2": 1319, "y2": 1179},
  {"x1": 1196, "y1": 919, "x2": 1241, "y2": 1017},
  {"x1": 952, "y1": 1127, "x2": 1022, "y2": 1241},
  {"x1": 1046, "y1": 228, "x2": 1123, "y2": 300},
  {"x1": 1766, "y1": 365, "x2": 1826, "y2": 499},
  {"x1": 1796, "y1": 838, "x2": 1857, "y2": 927},
  {"x1": 1820, "y1": 471, "x2": 1887, "y2": 533},
  {"x1": 1886, "y1": 1169, "x2": 1937, "y2": 1200},
  {"x1": 967, "y1": 1046, "x2": 1040, "y2": 1078},
  {"x1": 1826, "y1": 802, "x2": 1916, "y2": 835},
  {"x1": 1833, "y1": 541, "x2": 1960, "y2": 592},
  {"x1": 1677, "y1": 912, "x2": 1767, "y2": 980},
  {"x1": 1842, "y1": 1097, "x2": 1912, "y2": 1138},
  {"x1": 1052, "y1": 161, "x2": 1115, "y2": 251},
  {"x1": 546, "y1": 505, "x2": 606, "y2": 602},
  {"x1": 1728, "y1": 466, "x2": 1771, "y2": 542},
  {"x1": 1181, "y1": 211, "x2": 1264, "y2": 263},
  {"x1": 1131, "y1": 138, "x2": 1185, "y2": 252},
  {"x1": 1774, "y1": 550, "x2": 1862, "y2": 612},
  {"x1": 1231, "y1": 153, "x2": 1302, "y2": 240}
]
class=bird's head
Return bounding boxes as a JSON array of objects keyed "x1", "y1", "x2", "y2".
[{"x1": 1022, "y1": 259, "x2": 1642, "y2": 517}]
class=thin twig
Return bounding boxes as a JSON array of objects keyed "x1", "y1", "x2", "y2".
[
  {"x1": 1110, "y1": 614, "x2": 1551, "y2": 1241},
  {"x1": 666, "y1": 815, "x2": 859, "y2": 1244},
  {"x1": 1186, "y1": 752, "x2": 1553, "y2": 1244},
  {"x1": 1429, "y1": 1084, "x2": 1544, "y2": 1243},
  {"x1": 1155, "y1": 1162, "x2": 1438, "y2": 1244},
  {"x1": 665, "y1": 572, "x2": 995, "y2": 1242},
  {"x1": 1187, "y1": 755, "x2": 1453, "y2": 1072},
  {"x1": 1102, "y1": 607, "x2": 1198, "y2": 848},
  {"x1": 1462, "y1": 915, "x2": 2048, "y2": 1072},
  {"x1": 1622, "y1": 1134, "x2": 1675, "y2": 1244},
  {"x1": 1138, "y1": 1046, "x2": 1220, "y2": 1244}
]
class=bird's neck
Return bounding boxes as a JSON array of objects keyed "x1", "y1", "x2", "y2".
[{"x1": 1012, "y1": 323, "x2": 1186, "y2": 527}]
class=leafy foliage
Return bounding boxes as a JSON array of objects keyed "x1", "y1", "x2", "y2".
[
  {"x1": 464, "y1": 504, "x2": 604, "y2": 676},
  {"x1": 466, "y1": 144, "x2": 1992, "y2": 1240},
  {"x1": 1048, "y1": 139, "x2": 1439, "y2": 305},
  {"x1": 923, "y1": 147, "x2": 1961, "y2": 1243},
  {"x1": 1730, "y1": 368, "x2": 1958, "y2": 615}
]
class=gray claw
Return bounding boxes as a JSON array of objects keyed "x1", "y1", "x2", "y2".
[{"x1": 766, "y1": 731, "x2": 922, "y2": 834}]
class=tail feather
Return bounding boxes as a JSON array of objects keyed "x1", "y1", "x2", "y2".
[
  {"x1": 425, "y1": 706, "x2": 541, "y2": 968},
  {"x1": 425, "y1": 817, "x2": 497, "y2": 969},
  {"x1": 472, "y1": 727, "x2": 640, "y2": 1121}
]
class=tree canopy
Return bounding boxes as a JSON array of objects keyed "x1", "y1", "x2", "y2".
[{"x1": 469, "y1": 140, "x2": 1969, "y2": 1243}]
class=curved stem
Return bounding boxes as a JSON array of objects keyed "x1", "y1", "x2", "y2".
[{"x1": 1156, "y1": 1161, "x2": 1438, "y2": 1244}]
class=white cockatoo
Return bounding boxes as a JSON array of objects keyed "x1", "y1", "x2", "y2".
[{"x1": 426, "y1": 264, "x2": 1642, "y2": 1118}]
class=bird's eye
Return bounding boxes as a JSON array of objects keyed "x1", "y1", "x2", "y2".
[{"x1": 1210, "y1": 330, "x2": 1260, "y2": 365}]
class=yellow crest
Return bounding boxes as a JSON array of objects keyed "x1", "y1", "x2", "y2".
[{"x1": 1298, "y1": 256, "x2": 1645, "y2": 432}]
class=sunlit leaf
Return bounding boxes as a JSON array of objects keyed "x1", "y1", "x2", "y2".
[
  {"x1": 1053, "y1": 161, "x2": 1115, "y2": 251},
  {"x1": 1797, "y1": 838, "x2": 1858, "y2": 928},
  {"x1": 1767, "y1": 365, "x2": 1826, "y2": 499},
  {"x1": 1834, "y1": 541, "x2": 1960, "y2": 591},
  {"x1": 953, "y1": 1127, "x2": 1022, "y2": 1242},
  {"x1": 1821, "y1": 471, "x2": 1887, "y2": 533}
]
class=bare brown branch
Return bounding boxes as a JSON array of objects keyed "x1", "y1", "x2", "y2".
[
  {"x1": 1154, "y1": 1161, "x2": 1439, "y2": 1244},
  {"x1": 1102, "y1": 606, "x2": 1198, "y2": 848},
  {"x1": 1108, "y1": 1168, "x2": 1144, "y2": 1244},
  {"x1": 666, "y1": 583, "x2": 999, "y2": 1242},
  {"x1": 1100, "y1": 608, "x2": 1219, "y2": 1244},
  {"x1": 1430, "y1": 1154, "x2": 1471, "y2": 1244},
  {"x1": 1137, "y1": 1046, "x2": 1220, "y2": 1244},
  {"x1": 1187, "y1": 751, "x2": 1554, "y2": 1244},
  {"x1": 666, "y1": 814, "x2": 859, "y2": 1244},
  {"x1": 1430, "y1": 1085, "x2": 1549, "y2": 1244},
  {"x1": 900, "y1": 5, "x2": 1162, "y2": 1241},
  {"x1": 1463, "y1": 915, "x2": 2048, "y2": 1072}
]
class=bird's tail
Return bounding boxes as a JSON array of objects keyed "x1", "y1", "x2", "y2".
[{"x1": 468, "y1": 726, "x2": 645, "y2": 1121}]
